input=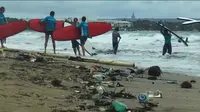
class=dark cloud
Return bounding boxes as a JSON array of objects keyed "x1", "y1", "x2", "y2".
[{"x1": 1, "y1": 1, "x2": 200, "y2": 19}]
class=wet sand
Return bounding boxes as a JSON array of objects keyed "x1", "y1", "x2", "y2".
[{"x1": 0, "y1": 49, "x2": 200, "y2": 112}]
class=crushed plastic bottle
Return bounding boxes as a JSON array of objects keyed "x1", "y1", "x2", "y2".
[
  {"x1": 112, "y1": 100, "x2": 127, "y2": 112},
  {"x1": 96, "y1": 85, "x2": 105, "y2": 94},
  {"x1": 138, "y1": 93, "x2": 149, "y2": 103},
  {"x1": 138, "y1": 90, "x2": 162, "y2": 103},
  {"x1": 167, "y1": 80, "x2": 178, "y2": 84},
  {"x1": 92, "y1": 74, "x2": 105, "y2": 81}
]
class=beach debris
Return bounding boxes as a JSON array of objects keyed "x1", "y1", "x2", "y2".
[
  {"x1": 68, "y1": 56, "x2": 83, "y2": 61},
  {"x1": 127, "y1": 67, "x2": 146, "y2": 75},
  {"x1": 146, "y1": 90, "x2": 162, "y2": 98},
  {"x1": 79, "y1": 93, "x2": 93, "y2": 99},
  {"x1": 138, "y1": 90, "x2": 162, "y2": 103},
  {"x1": 51, "y1": 109, "x2": 78, "y2": 112},
  {"x1": 35, "y1": 56, "x2": 46, "y2": 63},
  {"x1": 90, "y1": 64, "x2": 109, "y2": 74},
  {"x1": 51, "y1": 79, "x2": 62, "y2": 87},
  {"x1": 94, "y1": 99, "x2": 111, "y2": 106},
  {"x1": 167, "y1": 80, "x2": 178, "y2": 84},
  {"x1": 190, "y1": 80, "x2": 196, "y2": 84},
  {"x1": 93, "y1": 74, "x2": 105, "y2": 81},
  {"x1": 29, "y1": 75, "x2": 46, "y2": 85},
  {"x1": 147, "y1": 76, "x2": 157, "y2": 80},
  {"x1": 74, "y1": 65, "x2": 87, "y2": 70},
  {"x1": 0, "y1": 48, "x2": 5, "y2": 57},
  {"x1": 136, "y1": 68, "x2": 145, "y2": 74},
  {"x1": 126, "y1": 75, "x2": 134, "y2": 81},
  {"x1": 111, "y1": 100, "x2": 128, "y2": 112},
  {"x1": 181, "y1": 81, "x2": 192, "y2": 89},
  {"x1": 138, "y1": 93, "x2": 150, "y2": 103},
  {"x1": 148, "y1": 66, "x2": 162, "y2": 77},
  {"x1": 16, "y1": 52, "x2": 47, "y2": 63},
  {"x1": 102, "y1": 88, "x2": 136, "y2": 99},
  {"x1": 96, "y1": 85, "x2": 106, "y2": 94},
  {"x1": 90, "y1": 65, "x2": 98, "y2": 74},
  {"x1": 114, "y1": 91, "x2": 136, "y2": 99},
  {"x1": 137, "y1": 92, "x2": 159, "y2": 111},
  {"x1": 116, "y1": 82, "x2": 124, "y2": 87}
]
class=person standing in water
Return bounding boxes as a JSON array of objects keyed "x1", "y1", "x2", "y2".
[
  {"x1": 160, "y1": 27, "x2": 172, "y2": 55},
  {"x1": 76, "y1": 16, "x2": 89, "y2": 56},
  {"x1": 112, "y1": 27, "x2": 121, "y2": 54},
  {"x1": 0, "y1": 7, "x2": 7, "y2": 48},
  {"x1": 65, "y1": 18, "x2": 81, "y2": 56},
  {"x1": 40, "y1": 11, "x2": 56, "y2": 54}
]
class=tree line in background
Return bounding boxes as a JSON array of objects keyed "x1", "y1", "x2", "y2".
[
  {"x1": 6, "y1": 17, "x2": 200, "y2": 31},
  {"x1": 130, "y1": 20, "x2": 200, "y2": 31}
]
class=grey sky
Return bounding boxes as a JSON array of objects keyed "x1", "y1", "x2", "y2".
[{"x1": 1, "y1": 1, "x2": 200, "y2": 19}]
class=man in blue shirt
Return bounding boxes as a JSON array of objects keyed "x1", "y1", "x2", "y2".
[
  {"x1": 0, "y1": 7, "x2": 7, "y2": 48},
  {"x1": 40, "y1": 11, "x2": 56, "y2": 54},
  {"x1": 65, "y1": 18, "x2": 81, "y2": 56},
  {"x1": 76, "y1": 16, "x2": 89, "y2": 56}
]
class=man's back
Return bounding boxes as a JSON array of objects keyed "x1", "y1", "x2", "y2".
[
  {"x1": 78, "y1": 21, "x2": 88, "y2": 36},
  {"x1": 0, "y1": 13, "x2": 6, "y2": 25},
  {"x1": 43, "y1": 16, "x2": 56, "y2": 31},
  {"x1": 112, "y1": 30, "x2": 120, "y2": 43}
]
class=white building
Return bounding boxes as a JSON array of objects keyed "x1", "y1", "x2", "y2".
[
  {"x1": 112, "y1": 21, "x2": 132, "y2": 28},
  {"x1": 93, "y1": 19, "x2": 132, "y2": 29}
]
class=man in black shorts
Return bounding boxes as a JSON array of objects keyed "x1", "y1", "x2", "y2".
[
  {"x1": 40, "y1": 11, "x2": 56, "y2": 54},
  {"x1": 71, "y1": 39, "x2": 81, "y2": 56},
  {"x1": 76, "y1": 16, "x2": 89, "y2": 56}
]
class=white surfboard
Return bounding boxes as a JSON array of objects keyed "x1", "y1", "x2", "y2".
[
  {"x1": 177, "y1": 17, "x2": 195, "y2": 21},
  {"x1": 177, "y1": 17, "x2": 200, "y2": 25},
  {"x1": 182, "y1": 20, "x2": 200, "y2": 25},
  {"x1": 84, "y1": 39, "x2": 96, "y2": 55}
]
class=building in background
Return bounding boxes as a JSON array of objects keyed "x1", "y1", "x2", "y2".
[{"x1": 95, "y1": 19, "x2": 133, "y2": 30}]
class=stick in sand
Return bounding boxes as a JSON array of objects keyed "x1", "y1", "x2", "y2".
[{"x1": 75, "y1": 40, "x2": 94, "y2": 56}]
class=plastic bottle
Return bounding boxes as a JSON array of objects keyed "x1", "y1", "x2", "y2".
[{"x1": 111, "y1": 100, "x2": 127, "y2": 112}]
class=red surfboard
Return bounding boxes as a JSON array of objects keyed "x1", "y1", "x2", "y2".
[
  {"x1": 0, "y1": 20, "x2": 28, "y2": 39},
  {"x1": 29, "y1": 19, "x2": 64, "y2": 33},
  {"x1": 52, "y1": 22, "x2": 112, "y2": 41}
]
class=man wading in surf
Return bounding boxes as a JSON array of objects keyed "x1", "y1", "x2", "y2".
[
  {"x1": 40, "y1": 11, "x2": 56, "y2": 54},
  {"x1": 160, "y1": 27, "x2": 172, "y2": 55},
  {"x1": 112, "y1": 27, "x2": 121, "y2": 54},
  {"x1": 65, "y1": 18, "x2": 81, "y2": 56},
  {"x1": 0, "y1": 7, "x2": 7, "y2": 48},
  {"x1": 76, "y1": 16, "x2": 89, "y2": 56}
]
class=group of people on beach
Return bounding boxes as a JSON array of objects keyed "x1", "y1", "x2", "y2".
[
  {"x1": 40, "y1": 11, "x2": 122, "y2": 56},
  {"x1": 0, "y1": 7, "x2": 122, "y2": 56},
  {"x1": 0, "y1": 6, "x2": 189, "y2": 56},
  {"x1": 41, "y1": 11, "x2": 89, "y2": 56}
]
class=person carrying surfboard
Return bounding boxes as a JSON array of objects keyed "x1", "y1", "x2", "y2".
[
  {"x1": 65, "y1": 18, "x2": 81, "y2": 56},
  {"x1": 76, "y1": 16, "x2": 89, "y2": 56},
  {"x1": 40, "y1": 11, "x2": 56, "y2": 54},
  {"x1": 0, "y1": 7, "x2": 7, "y2": 48},
  {"x1": 112, "y1": 27, "x2": 121, "y2": 54},
  {"x1": 160, "y1": 27, "x2": 172, "y2": 55}
]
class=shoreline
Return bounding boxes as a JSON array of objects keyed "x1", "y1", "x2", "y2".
[
  {"x1": 4, "y1": 47, "x2": 198, "y2": 77},
  {"x1": 0, "y1": 48, "x2": 200, "y2": 112}
]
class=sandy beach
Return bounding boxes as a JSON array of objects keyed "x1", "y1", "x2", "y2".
[{"x1": 0, "y1": 49, "x2": 200, "y2": 112}]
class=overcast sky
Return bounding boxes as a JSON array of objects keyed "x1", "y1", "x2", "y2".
[{"x1": 1, "y1": 1, "x2": 200, "y2": 19}]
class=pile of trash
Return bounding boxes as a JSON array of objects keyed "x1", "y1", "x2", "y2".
[
  {"x1": 69, "y1": 64, "x2": 163, "y2": 112},
  {"x1": 15, "y1": 52, "x2": 54, "y2": 63}
]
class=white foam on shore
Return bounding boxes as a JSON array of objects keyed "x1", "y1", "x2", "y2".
[{"x1": 5, "y1": 30, "x2": 200, "y2": 76}]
